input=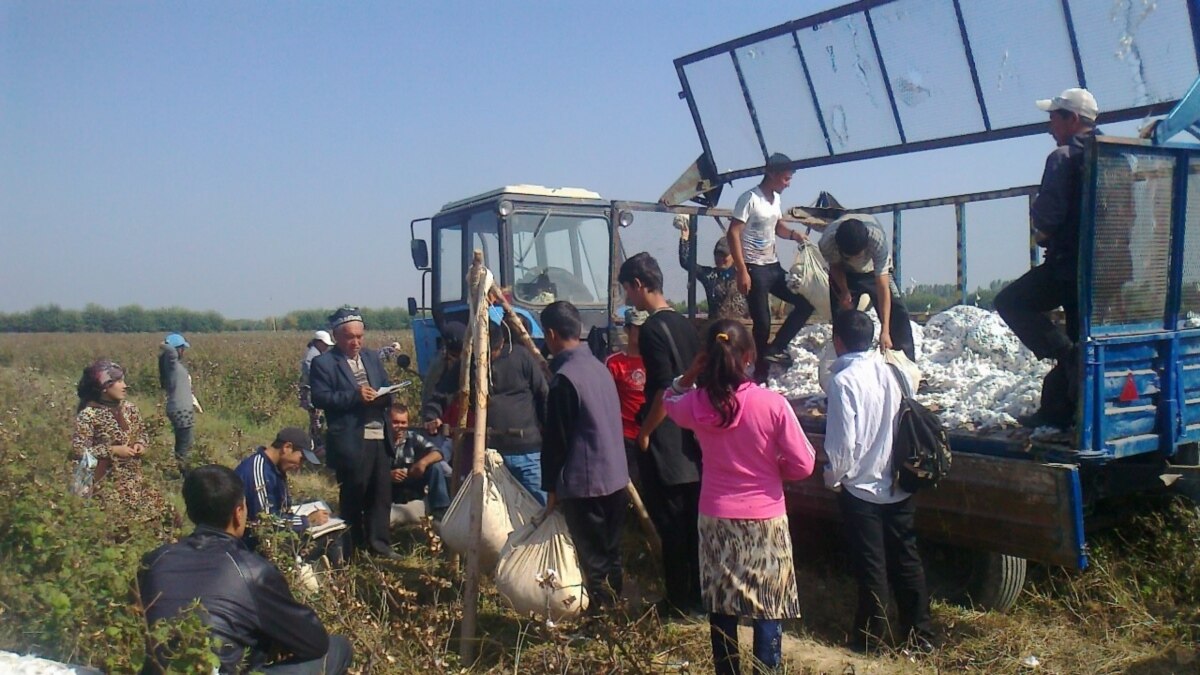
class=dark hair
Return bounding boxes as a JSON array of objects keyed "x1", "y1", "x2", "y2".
[
  {"x1": 489, "y1": 319, "x2": 507, "y2": 351},
  {"x1": 697, "y1": 320, "x2": 755, "y2": 428},
  {"x1": 76, "y1": 360, "x2": 124, "y2": 412},
  {"x1": 540, "y1": 301, "x2": 582, "y2": 341},
  {"x1": 390, "y1": 401, "x2": 409, "y2": 415},
  {"x1": 834, "y1": 219, "x2": 869, "y2": 257},
  {"x1": 833, "y1": 309, "x2": 875, "y2": 353},
  {"x1": 617, "y1": 252, "x2": 664, "y2": 293},
  {"x1": 1050, "y1": 108, "x2": 1095, "y2": 125},
  {"x1": 183, "y1": 465, "x2": 246, "y2": 529}
]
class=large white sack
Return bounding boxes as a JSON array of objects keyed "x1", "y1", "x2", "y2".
[
  {"x1": 438, "y1": 449, "x2": 541, "y2": 571},
  {"x1": 494, "y1": 513, "x2": 589, "y2": 620},
  {"x1": 786, "y1": 241, "x2": 832, "y2": 322}
]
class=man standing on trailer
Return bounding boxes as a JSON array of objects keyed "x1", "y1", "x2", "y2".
[
  {"x1": 727, "y1": 152, "x2": 816, "y2": 378},
  {"x1": 995, "y1": 88, "x2": 1102, "y2": 430}
]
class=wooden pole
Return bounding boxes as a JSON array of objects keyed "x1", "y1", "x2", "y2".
[
  {"x1": 487, "y1": 285, "x2": 662, "y2": 556},
  {"x1": 460, "y1": 250, "x2": 491, "y2": 665}
]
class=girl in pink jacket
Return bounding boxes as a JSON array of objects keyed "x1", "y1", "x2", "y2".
[{"x1": 663, "y1": 319, "x2": 815, "y2": 675}]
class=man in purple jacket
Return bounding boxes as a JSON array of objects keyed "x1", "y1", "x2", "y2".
[{"x1": 540, "y1": 301, "x2": 630, "y2": 610}]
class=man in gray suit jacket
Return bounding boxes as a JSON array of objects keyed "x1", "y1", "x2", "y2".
[{"x1": 310, "y1": 307, "x2": 399, "y2": 559}]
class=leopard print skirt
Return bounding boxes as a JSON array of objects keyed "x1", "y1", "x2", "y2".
[{"x1": 698, "y1": 513, "x2": 801, "y2": 619}]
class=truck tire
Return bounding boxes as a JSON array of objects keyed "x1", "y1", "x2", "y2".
[{"x1": 922, "y1": 544, "x2": 1027, "y2": 612}]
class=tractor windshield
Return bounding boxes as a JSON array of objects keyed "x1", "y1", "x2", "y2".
[{"x1": 510, "y1": 210, "x2": 609, "y2": 306}]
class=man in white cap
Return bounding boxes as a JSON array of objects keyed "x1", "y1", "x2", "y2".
[
  {"x1": 300, "y1": 329, "x2": 336, "y2": 454},
  {"x1": 995, "y1": 88, "x2": 1101, "y2": 429}
]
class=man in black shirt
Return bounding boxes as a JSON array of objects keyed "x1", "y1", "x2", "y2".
[
  {"x1": 619, "y1": 252, "x2": 703, "y2": 616},
  {"x1": 995, "y1": 88, "x2": 1102, "y2": 429}
]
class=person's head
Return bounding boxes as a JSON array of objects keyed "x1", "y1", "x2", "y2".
[
  {"x1": 832, "y1": 309, "x2": 874, "y2": 356},
  {"x1": 834, "y1": 218, "x2": 870, "y2": 258},
  {"x1": 698, "y1": 320, "x2": 756, "y2": 428},
  {"x1": 441, "y1": 322, "x2": 467, "y2": 360},
  {"x1": 183, "y1": 465, "x2": 248, "y2": 537},
  {"x1": 312, "y1": 330, "x2": 335, "y2": 354},
  {"x1": 165, "y1": 333, "x2": 189, "y2": 357},
  {"x1": 488, "y1": 317, "x2": 508, "y2": 355},
  {"x1": 762, "y1": 152, "x2": 795, "y2": 195},
  {"x1": 328, "y1": 307, "x2": 365, "y2": 358},
  {"x1": 389, "y1": 402, "x2": 409, "y2": 436},
  {"x1": 76, "y1": 360, "x2": 127, "y2": 410},
  {"x1": 270, "y1": 427, "x2": 318, "y2": 472},
  {"x1": 1036, "y1": 88, "x2": 1098, "y2": 145},
  {"x1": 624, "y1": 308, "x2": 648, "y2": 353},
  {"x1": 618, "y1": 253, "x2": 664, "y2": 311},
  {"x1": 712, "y1": 236, "x2": 732, "y2": 269},
  {"x1": 540, "y1": 301, "x2": 583, "y2": 355}
]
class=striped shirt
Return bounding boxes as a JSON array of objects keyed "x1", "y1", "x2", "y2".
[
  {"x1": 234, "y1": 447, "x2": 306, "y2": 534},
  {"x1": 819, "y1": 213, "x2": 893, "y2": 275}
]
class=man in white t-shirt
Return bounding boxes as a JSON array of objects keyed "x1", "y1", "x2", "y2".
[{"x1": 727, "y1": 153, "x2": 815, "y2": 378}]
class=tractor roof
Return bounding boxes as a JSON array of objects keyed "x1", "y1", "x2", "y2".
[{"x1": 440, "y1": 185, "x2": 604, "y2": 212}]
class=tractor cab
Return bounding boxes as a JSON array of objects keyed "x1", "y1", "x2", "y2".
[{"x1": 407, "y1": 185, "x2": 617, "y2": 375}]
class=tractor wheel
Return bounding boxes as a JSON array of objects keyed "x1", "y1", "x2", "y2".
[{"x1": 923, "y1": 543, "x2": 1027, "y2": 612}]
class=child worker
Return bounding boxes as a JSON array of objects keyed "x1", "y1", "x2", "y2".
[
  {"x1": 605, "y1": 307, "x2": 648, "y2": 488},
  {"x1": 663, "y1": 319, "x2": 816, "y2": 675}
]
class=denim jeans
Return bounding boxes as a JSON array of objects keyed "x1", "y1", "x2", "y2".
[
  {"x1": 501, "y1": 451, "x2": 546, "y2": 505},
  {"x1": 392, "y1": 460, "x2": 453, "y2": 513},
  {"x1": 710, "y1": 613, "x2": 783, "y2": 675},
  {"x1": 261, "y1": 634, "x2": 352, "y2": 674}
]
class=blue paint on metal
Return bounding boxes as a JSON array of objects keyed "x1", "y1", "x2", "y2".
[
  {"x1": 864, "y1": 8, "x2": 906, "y2": 145},
  {"x1": 411, "y1": 318, "x2": 441, "y2": 377},
  {"x1": 1067, "y1": 467, "x2": 1088, "y2": 570},
  {"x1": 955, "y1": 203, "x2": 967, "y2": 305},
  {"x1": 1059, "y1": 0, "x2": 1087, "y2": 89},
  {"x1": 1153, "y1": 77, "x2": 1200, "y2": 145},
  {"x1": 791, "y1": 30, "x2": 834, "y2": 157},
  {"x1": 729, "y1": 50, "x2": 769, "y2": 162},
  {"x1": 952, "y1": 0, "x2": 990, "y2": 131},
  {"x1": 892, "y1": 209, "x2": 902, "y2": 287}
]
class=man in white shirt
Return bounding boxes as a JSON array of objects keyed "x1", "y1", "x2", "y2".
[
  {"x1": 819, "y1": 214, "x2": 915, "y2": 361},
  {"x1": 823, "y1": 310, "x2": 933, "y2": 653},
  {"x1": 727, "y1": 153, "x2": 815, "y2": 378}
]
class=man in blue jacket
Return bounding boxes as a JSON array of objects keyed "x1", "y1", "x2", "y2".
[
  {"x1": 310, "y1": 307, "x2": 399, "y2": 560},
  {"x1": 233, "y1": 427, "x2": 333, "y2": 549}
]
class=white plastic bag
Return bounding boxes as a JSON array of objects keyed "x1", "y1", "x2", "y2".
[
  {"x1": 494, "y1": 512, "x2": 589, "y2": 620},
  {"x1": 71, "y1": 449, "x2": 98, "y2": 497},
  {"x1": 787, "y1": 241, "x2": 832, "y2": 322},
  {"x1": 438, "y1": 449, "x2": 541, "y2": 571}
]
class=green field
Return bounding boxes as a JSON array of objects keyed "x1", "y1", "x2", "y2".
[{"x1": 0, "y1": 331, "x2": 1197, "y2": 673}]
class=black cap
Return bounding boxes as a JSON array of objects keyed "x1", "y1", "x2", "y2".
[
  {"x1": 274, "y1": 427, "x2": 320, "y2": 464},
  {"x1": 441, "y1": 321, "x2": 467, "y2": 347}
]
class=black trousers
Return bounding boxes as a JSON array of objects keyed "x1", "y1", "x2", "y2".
[
  {"x1": 747, "y1": 262, "x2": 815, "y2": 362},
  {"x1": 994, "y1": 262, "x2": 1078, "y2": 360},
  {"x1": 262, "y1": 634, "x2": 353, "y2": 674},
  {"x1": 836, "y1": 271, "x2": 916, "y2": 362},
  {"x1": 561, "y1": 489, "x2": 629, "y2": 610},
  {"x1": 838, "y1": 491, "x2": 932, "y2": 648},
  {"x1": 335, "y1": 439, "x2": 393, "y2": 557},
  {"x1": 637, "y1": 452, "x2": 702, "y2": 613}
]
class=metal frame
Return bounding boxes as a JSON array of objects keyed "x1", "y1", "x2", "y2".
[{"x1": 674, "y1": 0, "x2": 1197, "y2": 184}]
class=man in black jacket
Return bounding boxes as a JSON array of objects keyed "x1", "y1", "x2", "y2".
[
  {"x1": 310, "y1": 307, "x2": 398, "y2": 559},
  {"x1": 139, "y1": 464, "x2": 352, "y2": 674}
]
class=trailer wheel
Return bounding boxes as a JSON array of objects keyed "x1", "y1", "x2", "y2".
[{"x1": 922, "y1": 544, "x2": 1027, "y2": 612}]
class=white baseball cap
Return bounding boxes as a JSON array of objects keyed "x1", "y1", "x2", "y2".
[
  {"x1": 313, "y1": 330, "x2": 335, "y2": 346},
  {"x1": 1036, "y1": 88, "x2": 1099, "y2": 121}
]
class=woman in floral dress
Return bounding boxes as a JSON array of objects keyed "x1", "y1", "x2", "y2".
[{"x1": 72, "y1": 360, "x2": 174, "y2": 534}]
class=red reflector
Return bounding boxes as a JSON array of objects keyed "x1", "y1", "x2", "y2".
[{"x1": 1119, "y1": 372, "x2": 1139, "y2": 403}]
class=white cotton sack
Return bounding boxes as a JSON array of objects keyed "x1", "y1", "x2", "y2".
[
  {"x1": 494, "y1": 512, "x2": 589, "y2": 620},
  {"x1": 438, "y1": 449, "x2": 542, "y2": 572},
  {"x1": 786, "y1": 241, "x2": 832, "y2": 322}
]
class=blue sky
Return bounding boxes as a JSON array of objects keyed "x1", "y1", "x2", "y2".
[{"x1": 0, "y1": 0, "x2": 1162, "y2": 318}]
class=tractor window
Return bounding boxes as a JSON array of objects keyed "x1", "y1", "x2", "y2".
[
  {"x1": 467, "y1": 211, "x2": 501, "y2": 274},
  {"x1": 510, "y1": 211, "x2": 609, "y2": 306},
  {"x1": 437, "y1": 223, "x2": 463, "y2": 302}
]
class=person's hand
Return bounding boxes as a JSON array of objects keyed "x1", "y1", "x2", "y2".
[
  {"x1": 391, "y1": 468, "x2": 408, "y2": 482},
  {"x1": 408, "y1": 461, "x2": 428, "y2": 481},
  {"x1": 131, "y1": 443, "x2": 146, "y2": 456},
  {"x1": 359, "y1": 385, "x2": 379, "y2": 403},
  {"x1": 637, "y1": 430, "x2": 651, "y2": 452},
  {"x1": 790, "y1": 229, "x2": 807, "y2": 243},
  {"x1": 425, "y1": 418, "x2": 443, "y2": 436},
  {"x1": 880, "y1": 331, "x2": 893, "y2": 352},
  {"x1": 836, "y1": 292, "x2": 853, "y2": 310},
  {"x1": 308, "y1": 509, "x2": 331, "y2": 527},
  {"x1": 736, "y1": 268, "x2": 751, "y2": 295},
  {"x1": 535, "y1": 492, "x2": 558, "y2": 525},
  {"x1": 110, "y1": 444, "x2": 138, "y2": 458}
]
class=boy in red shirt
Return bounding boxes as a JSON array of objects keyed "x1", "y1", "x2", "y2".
[{"x1": 605, "y1": 308, "x2": 648, "y2": 487}]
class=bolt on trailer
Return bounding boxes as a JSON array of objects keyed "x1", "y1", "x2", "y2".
[{"x1": 669, "y1": 0, "x2": 1200, "y2": 610}]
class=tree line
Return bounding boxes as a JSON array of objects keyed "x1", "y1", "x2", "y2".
[{"x1": 0, "y1": 304, "x2": 413, "y2": 333}]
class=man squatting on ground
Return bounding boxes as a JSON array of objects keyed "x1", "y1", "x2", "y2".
[
  {"x1": 619, "y1": 252, "x2": 705, "y2": 615},
  {"x1": 309, "y1": 307, "x2": 399, "y2": 560},
  {"x1": 995, "y1": 87, "x2": 1102, "y2": 430},
  {"x1": 727, "y1": 153, "x2": 816, "y2": 378},
  {"x1": 540, "y1": 300, "x2": 631, "y2": 610},
  {"x1": 139, "y1": 464, "x2": 352, "y2": 674},
  {"x1": 824, "y1": 310, "x2": 933, "y2": 653},
  {"x1": 819, "y1": 214, "x2": 916, "y2": 361}
]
